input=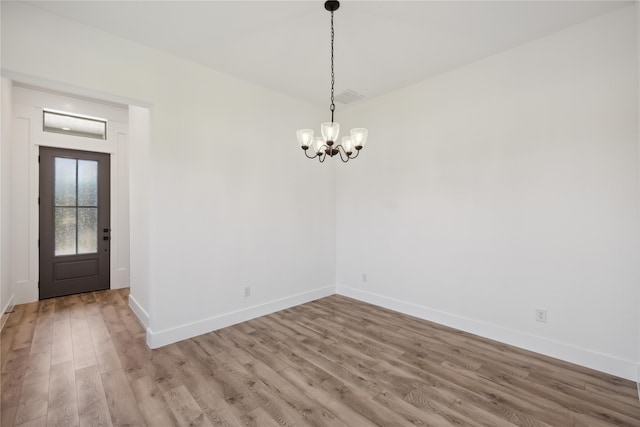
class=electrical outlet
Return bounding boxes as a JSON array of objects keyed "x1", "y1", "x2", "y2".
[
  {"x1": 244, "y1": 286, "x2": 251, "y2": 297},
  {"x1": 362, "y1": 273, "x2": 367, "y2": 283},
  {"x1": 535, "y1": 308, "x2": 547, "y2": 323}
]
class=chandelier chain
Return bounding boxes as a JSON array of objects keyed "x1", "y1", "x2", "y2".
[{"x1": 330, "y1": 10, "x2": 335, "y2": 122}]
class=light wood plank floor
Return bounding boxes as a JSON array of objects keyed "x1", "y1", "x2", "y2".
[{"x1": 1, "y1": 289, "x2": 639, "y2": 426}]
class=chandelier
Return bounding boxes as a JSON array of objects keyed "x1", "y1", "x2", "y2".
[{"x1": 296, "y1": 0, "x2": 368, "y2": 163}]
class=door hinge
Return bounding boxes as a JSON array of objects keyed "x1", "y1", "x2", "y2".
[
  {"x1": 38, "y1": 155, "x2": 40, "y2": 163},
  {"x1": 38, "y1": 197, "x2": 40, "y2": 205},
  {"x1": 38, "y1": 239, "x2": 40, "y2": 248}
]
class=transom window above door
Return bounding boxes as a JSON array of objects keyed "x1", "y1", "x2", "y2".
[{"x1": 43, "y1": 109, "x2": 107, "y2": 140}]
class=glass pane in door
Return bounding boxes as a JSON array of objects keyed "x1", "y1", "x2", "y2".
[
  {"x1": 53, "y1": 157, "x2": 99, "y2": 256},
  {"x1": 78, "y1": 208, "x2": 98, "y2": 254},
  {"x1": 78, "y1": 160, "x2": 98, "y2": 206},
  {"x1": 54, "y1": 157, "x2": 76, "y2": 206},
  {"x1": 55, "y1": 207, "x2": 76, "y2": 255}
]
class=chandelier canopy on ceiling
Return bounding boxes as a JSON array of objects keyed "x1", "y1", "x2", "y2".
[{"x1": 296, "y1": 0, "x2": 368, "y2": 163}]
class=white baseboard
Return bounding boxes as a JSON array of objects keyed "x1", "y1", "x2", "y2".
[
  {"x1": 128, "y1": 293, "x2": 150, "y2": 329},
  {"x1": 113, "y1": 268, "x2": 130, "y2": 289},
  {"x1": 0, "y1": 294, "x2": 15, "y2": 331},
  {"x1": 2, "y1": 293, "x2": 15, "y2": 314},
  {"x1": 637, "y1": 365, "x2": 640, "y2": 401},
  {"x1": 336, "y1": 285, "x2": 637, "y2": 381},
  {"x1": 13, "y1": 280, "x2": 37, "y2": 304},
  {"x1": 146, "y1": 285, "x2": 336, "y2": 349}
]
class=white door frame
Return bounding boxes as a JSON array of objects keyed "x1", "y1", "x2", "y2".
[{"x1": 11, "y1": 86, "x2": 130, "y2": 303}]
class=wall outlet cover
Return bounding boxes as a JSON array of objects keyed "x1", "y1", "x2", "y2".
[{"x1": 535, "y1": 309, "x2": 547, "y2": 323}]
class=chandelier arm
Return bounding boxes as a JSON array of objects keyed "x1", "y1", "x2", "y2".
[
  {"x1": 304, "y1": 149, "x2": 319, "y2": 159},
  {"x1": 335, "y1": 144, "x2": 350, "y2": 162},
  {"x1": 314, "y1": 143, "x2": 331, "y2": 162},
  {"x1": 350, "y1": 149, "x2": 360, "y2": 159}
]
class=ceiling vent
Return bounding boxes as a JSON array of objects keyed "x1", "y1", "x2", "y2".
[{"x1": 334, "y1": 89, "x2": 365, "y2": 105}]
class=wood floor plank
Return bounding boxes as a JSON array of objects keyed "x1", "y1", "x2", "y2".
[
  {"x1": 30, "y1": 300, "x2": 54, "y2": 349},
  {"x1": 100, "y1": 368, "x2": 146, "y2": 426},
  {"x1": 585, "y1": 380, "x2": 640, "y2": 409},
  {"x1": 92, "y1": 336, "x2": 123, "y2": 375},
  {"x1": 1, "y1": 289, "x2": 639, "y2": 427},
  {"x1": 47, "y1": 360, "x2": 79, "y2": 427},
  {"x1": 480, "y1": 361, "x2": 640, "y2": 422},
  {"x1": 320, "y1": 375, "x2": 425, "y2": 427},
  {"x1": 99, "y1": 306, "x2": 126, "y2": 337},
  {"x1": 161, "y1": 339, "x2": 226, "y2": 404},
  {"x1": 75, "y1": 365, "x2": 113, "y2": 427},
  {"x1": 50, "y1": 313, "x2": 74, "y2": 366},
  {"x1": 129, "y1": 375, "x2": 179, "y2": 426},
  {"x1": 1, "y1": 306, "x2": 24, "y2": 366},
  {"x1": 147, "y1": 345, "x2": 188, "y2": 394},
  {"x1": 14, "y1": 415, "x2": 47, "y2": 427},
  {"x1": 447, "y1": 396, "x2": 518, "y2": 427},
  {"x1": 163, "y1": 339, "x2": 253, "y2": 426},
  {"x1": 162, "y1": 384, "x2": 214, "y2": 427},
  {"x1": 109, "y1": 331, "x2": 152, "y2": 382},
  {"x1": 437, "y1": 358, "x2": 576, "y2": 425},
  {"x1": 69, "y1": 300, "x2": 98, "y2": 372},
  {"x1": 1, "y1": 405, "x2": 18, "y2": 427},
  {"x1": 243, "y1": 357, "x2": 349, "y2": 427},
  {"x1": 85, "y1": 303, "x2": 110, "y2": 342},
  {"x1": 13, "y1": 373, "x2": 49, "y2": 425},
  {"x1": 203, "y1": 351, "x2": 262, "y2": 417},
  {"x1": 236, "y1": 366, "x2": 304, "y2": 426},
  {"x1": 9, "y1": 302, "x2": 39, "y2": 352},
  {"x1": 280, "y1": 366, "x2": 379, "y2": 427},
  {"x1": 24, "y1": 343, "x2": 52, "y2": 382},
  {"x1": 188, "y1": 333, "x2": 225, "y2": 357},
  {"x1": 213, "y1": 329, "x2": 265, "y2": 366},
  {"x1": 194, "y1": 392, "x2": 247, "y2": 427},
  {"x1": 283, "y1": 334, "x2": 385, "y2": 398},
  {"x1": 220, "y1": 327, "x2": 290, "y2": 373},
  {"x1": 241, "y1": 407, "x2": 284, "y2": 427},
  {"x1": 375, "y1": 388, "x2": 484, "y2": 427},
  {"x1": 396, "y1": 352, "x2": 568, "y2": 426},
  {"x1": 1, "y1": 348, "x2": 30, "y2": 408},
  {"x1": 115, "y1": 306, "x2": 146, "y2": 340}
]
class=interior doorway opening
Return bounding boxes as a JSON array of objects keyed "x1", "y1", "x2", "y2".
[{"x1": 8, "y1": 83, "x2": 131, "y2": 303}]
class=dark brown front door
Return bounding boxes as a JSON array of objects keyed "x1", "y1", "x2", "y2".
[{"x1": 39, "y1": 147, "x2": 111, "y2": 299}]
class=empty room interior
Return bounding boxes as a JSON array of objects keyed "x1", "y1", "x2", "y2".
[{"x1": 1, "y1": 0, "x2": 640, "y2": 426}]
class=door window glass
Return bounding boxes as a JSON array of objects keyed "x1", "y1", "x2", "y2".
[
  {"x1": 54, "y1": 207, "x2": 76, "y2": 256},
  {"x1": 78, "y1": 160, "x2": 98, "y2": 206},
  {"x1": 78, "y1": 208, "x2": 98, "y2": 254},
  {"x1": 54, "y1": 157, "x2": 99, "y2": 255},
  {"x1": 54, "y1": 157, "x2": 76, "y2": 206}
]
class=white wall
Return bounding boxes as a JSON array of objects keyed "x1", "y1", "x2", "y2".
[
  {"x1": 337, "y1": 5, "x2": 639, "y2": 380},
  {"x1": 128, "y1": 106, "x2": 152, "y2": 329},
  {"x1": 0, "y1": 78, "x2": 14, "y2": 318},
  {"x1": 1, "y1": 1, "x2": 335, "y2": 346}
]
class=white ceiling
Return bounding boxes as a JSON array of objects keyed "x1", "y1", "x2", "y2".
[{"x1": 25, "y1": 0, "x2": 631, "y2": 108}]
